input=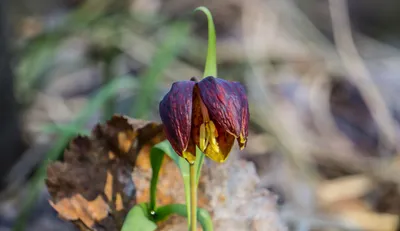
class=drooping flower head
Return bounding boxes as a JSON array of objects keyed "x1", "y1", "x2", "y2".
[{"x1": 159, "y1": 76, "x2": 249, "y2": 164}]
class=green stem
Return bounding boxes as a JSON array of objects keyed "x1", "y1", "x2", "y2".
[
  {"x1": 189, "y1": 163, "x2": 197, "y2": 231},
  {"x1": 195, "y1": 148, "x2": 204, "y2": 186}
]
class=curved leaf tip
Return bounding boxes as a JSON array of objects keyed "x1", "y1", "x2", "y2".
[{"x1": 193, "y1": 6, "x2": 217, "y2": 78}]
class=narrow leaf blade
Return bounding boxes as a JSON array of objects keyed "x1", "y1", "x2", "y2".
[
  {"x1": 193, "y1": 6, "x2": 218, "y2": 186},
  {"x1": 194, "y1": 6, "x2": 217, "y2": 78},
  {"x1": 153, "y1": 141, "x2": 191, "y2": 221},
  {"x1": 149, "y1": 147, "x2": 165, "y2": 211}
]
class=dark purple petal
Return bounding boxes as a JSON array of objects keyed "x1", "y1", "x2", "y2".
[
  {"x1": 159, "y1": 81, "x2": 195, "y2": 157},
  {"x1": 236, "y1": 81, "x2": 249, "y2": 148},
  {"x1": 197, "y1": 76, "x2": 249, "y2": 147},
  {"x1": 190, "y1": 85, "x2": 204, "y2": 152}
]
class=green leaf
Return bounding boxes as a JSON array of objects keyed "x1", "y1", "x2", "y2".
[
  {"x1": 154, "y1": 204, "x2": 214, "y2": 231},
  {"x1": 191, "y1": 7, "x2": 218, "y2": 228},
  {"x1": 194, "y1": 6, "x2": 217, "y2": 78},
  {"x1": 193, "y1": 6, "x2": 218, "y2": 186},
  {"x1": 122, "y1": 203, "x2": 157, "y2": 231},
  {"x1": 151, "y1": 141, "x2": 191, "y2": 221},
  {"x1": 149, "y1": 145, "x2": 164, "y2": 211},
  {"x1": 152, "y1": 141, "x2": 190, "y2": 180}
]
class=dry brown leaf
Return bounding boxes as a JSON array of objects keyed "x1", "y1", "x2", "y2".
[{"x1": 45, "y1": 115, "x2": 165, "y2": 231}]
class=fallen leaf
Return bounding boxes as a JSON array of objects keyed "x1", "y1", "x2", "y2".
[{"x1": 46, "y1": 115, "x2": 165, "y2": 231}]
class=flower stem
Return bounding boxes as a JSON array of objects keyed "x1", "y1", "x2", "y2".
[{"x1": 189, "y1": 163, "x2": 197, "y2": 231}]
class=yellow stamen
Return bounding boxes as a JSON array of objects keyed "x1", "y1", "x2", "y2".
[
  {"x1": 239, "y1": 135, "x2": 246, "y2": 150},
  {"x1": 199, "y1": 123, "x2": 207, "y2": 151},
  {"x1": 183, "y1": 150, "x2": 196, "y2": 164},
  {"x1": 197, "y1": 93, "x2": 221, "y2": 157},
  {"x1": 208, "y1": 121, "x2": 220, "y2": 153},
  {"x1": 199, "y1": 120, "x2": 220, "y2": 154}
]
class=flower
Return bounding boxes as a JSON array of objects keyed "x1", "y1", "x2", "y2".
[{"x1": 159, "y1": 76, "x2": 249, "y2": 164}]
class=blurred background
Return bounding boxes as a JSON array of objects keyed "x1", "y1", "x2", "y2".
[{"x1": 1, "y1": 0, "x2": 400, "y2": 230}]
